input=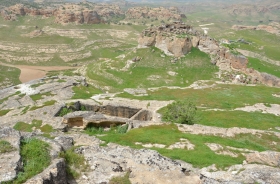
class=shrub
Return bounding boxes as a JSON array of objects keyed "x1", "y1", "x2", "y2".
[{"x1": 162, "y1": 100, "x2": 199, "y2": 125}]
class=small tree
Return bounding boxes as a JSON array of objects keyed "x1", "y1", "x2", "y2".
[{"x1": 162, "y1": 100, "x2": 198, "y2": 125}]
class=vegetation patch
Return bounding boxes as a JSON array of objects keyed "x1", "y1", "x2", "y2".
[
  {"x1": 29, "y1": 100, "x2": 56, "y2": 111},
  {"x1": 0, "y1": 109, "x2": 11, "y2": 116},
  {"x1": 109, "y1": 172, "x2": 131, "y2": 184},
  {"x1": 94, "y1": 124, "x2": 280, "y2": 168},
  {"x1": 59, "y1": 147, "x2": 88, "y2": 179},
  {"x1": 30, "y1": 92, "x2": 54, "y2": 101},
  {"x1": 72, "y1": 85, "x2": 103, "y2": 99},
  {"x1": 0, "y1": 140, "x2": 15, "y2": 154},
  {"x1": 247, "y1": 57, "x2": 280, "y2": 78},
  {"x1": 9, "y1": 138, "x2": 51, "y2": 184},
  {"x1": 198, "y1": 110, "x2": 280, "y2": 130},
  {"x1": 86, "y1": 47, "x2": 218, "y2": 92},
  {"x1": 161, "y1": 100, "x2": 199, "y2": 125},
  {"x1": 13, "y1": 120, "x2": 54, "y2": 133}
]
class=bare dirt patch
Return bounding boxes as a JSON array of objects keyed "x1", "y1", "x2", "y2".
[{"x1": 0, "y1": 62, "x2": 77, "y2": 83}]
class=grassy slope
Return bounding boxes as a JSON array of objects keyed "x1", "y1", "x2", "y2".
[{"x1": 86, "y1": 47, "x2": 218, "y2": 92}]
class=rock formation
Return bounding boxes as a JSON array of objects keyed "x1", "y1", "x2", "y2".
[{"x1": 138, "y1": 22, "x2": 196, "y2": 57}]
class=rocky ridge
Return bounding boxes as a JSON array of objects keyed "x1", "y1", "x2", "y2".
[{"x1": 0, "y1": 2, "x2": 124, "y2": 24}]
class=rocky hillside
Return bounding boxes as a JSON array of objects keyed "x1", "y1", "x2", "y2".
[
  {"x1": 0, "y1": 2, "x2": 124, "y2": 24},
  {"x1": 138, "y1": 22, "x2": 280, "y2": 87}
]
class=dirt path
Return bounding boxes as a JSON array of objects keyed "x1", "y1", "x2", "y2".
[{"x1": 0, "y1": 62, "x2": 77, "y2": 83}]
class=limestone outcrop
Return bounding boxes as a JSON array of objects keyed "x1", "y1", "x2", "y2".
[{"x1": 138, "y1": 22, "x2": 196, "y2": 57}]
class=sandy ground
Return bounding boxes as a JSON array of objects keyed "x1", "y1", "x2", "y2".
[{"x1": 0, "y1": 62, "x2": 77, "y2": 83}]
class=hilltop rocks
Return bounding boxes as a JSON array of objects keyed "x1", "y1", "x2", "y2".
[
  {"x1": 126, "y1": 6, "x2": 182, "y2": 21},
  {"x1": 138, "y1": 22, "x2": 196, "y2": 57}
]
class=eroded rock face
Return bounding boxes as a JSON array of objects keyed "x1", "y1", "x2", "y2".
[{"x1": 0, "y1": 127, "x2": 22, "y2": 182}]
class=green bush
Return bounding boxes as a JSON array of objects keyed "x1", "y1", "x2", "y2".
[{"x1": 162, "y1": 100, "x2": 199, "y2": 125}]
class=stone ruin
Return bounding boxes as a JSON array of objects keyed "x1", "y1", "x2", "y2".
[{"x1": 56, "y1": 101, "x2": 153, "y2": 130}]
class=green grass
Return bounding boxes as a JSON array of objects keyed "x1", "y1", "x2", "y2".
[
  {"x1": 14, "y1": 122, "x2": 34, "y2": 132},
  {"x1": 0, "y1": 140, "x2": 15, "y2": 153},
  {"x1": 20, "y1": 106, "x2": 30, "y2": 115},
  {"x1": 119, "y1": 84, "x2": 280, "y2": 109},
  {"x1": 93, "y1": 123, "x2": 280, "y2": 168},
  {"x1": 72, "y1": 85, "x2": 103, "y2": 99},
  {"x1": 0, "y1": 65, "x2": 21, "y2": 87},
  {"x1": 29, "y1": 100, "x2": 56, "y2": 111},
  {"x1": 13, "y1": 120, "x2": 54, "y2": 134},
  {"x1": 10, "y1": 138, "x2": 50, "y2": 184},
  {"x1": 59, "y1": 147, "x2": 88, "y2": 179},
  {"x1": 221, "y1": 30, "x2": 280, "y2": 61},
  {"x1": 198, "y1": 110, "x2": 280, "y2": 130},
  {"x1": 247, "y1": 57, "x2": 280, "y2": 78},
  {"x1": 86, "y1": 47, "x2": 218, "y2": 92},
  {"x1": 30, "y1": 92, "x2": 54, "y2": 101},
  {"x1": 0, "y1": 109, "x2": 11, "y2": 116}
]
